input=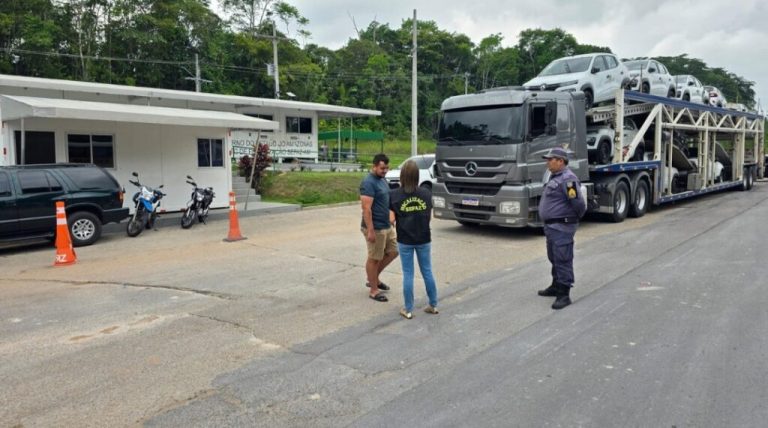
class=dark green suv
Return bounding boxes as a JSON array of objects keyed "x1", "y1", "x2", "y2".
[{"x1": 0, "y1": 164, "x2": 129, "y2": 246}]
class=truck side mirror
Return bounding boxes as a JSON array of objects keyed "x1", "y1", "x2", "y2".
[{"x1": 545, "y1": 101, "x2": 558, "y2": 135}]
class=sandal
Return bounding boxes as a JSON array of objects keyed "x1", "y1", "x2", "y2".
[
  {"x1": 399, "y1": 308, "x2": 413, "y2": 319},
  {"x1": 424, "y1": 306, "x2": 439, "y2": 314},
  {"x1": 369, "y1": 293, "x2": 388, "y2": 302},
  {"x1": 365, "y1": 281, "x2": 390, "y2": 291}
]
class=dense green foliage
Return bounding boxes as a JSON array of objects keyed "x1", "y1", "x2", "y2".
[{"x1": 0, "y1": 1, "x2": 758, "y2": 138}]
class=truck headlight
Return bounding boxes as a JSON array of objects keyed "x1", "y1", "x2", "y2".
[
  {"x1": 433, "y1": 196, "x2": 446, "y2": 208},
  {"x1": 499, "y1": 201, "x2": 520, "y2": 215}
]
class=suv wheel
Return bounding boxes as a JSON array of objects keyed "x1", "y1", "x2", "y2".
[
  {"x1": 584, "y1": 89, "x2": 594, "y2": 110},
  {"x1": 68, "y1": 211, "x2": 102, "y2": 247}
]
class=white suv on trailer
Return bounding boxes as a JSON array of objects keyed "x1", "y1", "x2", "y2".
[
  {"x1": 523, "y1": 53, "x2": 629, "y2": 108},
  {"x1": 674, "y1": 75, "x2": 707, "y2": 104},
  {"x1": 623, "y1": 59, "x2": 676, "y2": 98}
]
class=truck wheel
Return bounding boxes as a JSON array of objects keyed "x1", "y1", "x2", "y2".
[
  {"x1": 68, "y1": 211, "x2": 102, "y2": 247},
  {"x1": 597, "y1": 140, "x2": 612, "y2": 165},
  {"x1": 747, "y1": 167, "x2": 754, "y2": 190},
  {"x1": 610, "y1": 181, "x2": 629, "y2": 223},
  {"x1": 740, "y1": 168, "x2": 752, "y2": 191},
  {"x1": 629, "y1": 180, "x2": 649, "y2": 218}
]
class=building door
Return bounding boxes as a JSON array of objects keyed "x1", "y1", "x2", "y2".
[{"x1": 14, "y1": 131, "x2": 55, "y2": 164}]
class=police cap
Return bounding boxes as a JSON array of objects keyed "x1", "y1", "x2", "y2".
[{"x1": 542, "y1": 147, "x2": 569, "y2": 161}]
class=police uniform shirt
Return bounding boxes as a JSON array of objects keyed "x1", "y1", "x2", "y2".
[{"x1": 538, "y1": 167, "x2": 587, "y2": 230}]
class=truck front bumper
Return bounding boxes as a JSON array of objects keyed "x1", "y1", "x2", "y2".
[{"x1": 432, "y1": 182, "x2": 540, "y2": 228}]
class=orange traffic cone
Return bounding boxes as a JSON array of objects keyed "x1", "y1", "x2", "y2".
[
  {"x1": 54, "y1": 201, "x2": 77, "y2": 266},
  {"x1": 223, "y1": 191, "x2": 247, "y2": 242}
]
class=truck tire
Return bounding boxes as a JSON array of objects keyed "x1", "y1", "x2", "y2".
[
  {"x1": 610, "y1": 181, "x2": 630, "y2": 223},
  {"x1": 747, "y1": 167, "x2": 754, "y2": 190},
  {"x1": 629, "y1": 180, "x2": 649, "y2": 218},
  {"x1": 740, "y1": 167, "x2": 753, "y2": 191},
  {"x1": 67, "y1": 211, "x2": 102, "y2": 247}
]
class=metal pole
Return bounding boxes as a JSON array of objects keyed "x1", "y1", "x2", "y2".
[
  {"x1": 464, "y1": 72, "x2": 469, "y2": 94},
  {"x1": 337, "y1": 117, "x2": 341, "y2": 164},
  {"x1": 194, "y1": 54, "x2": 201, "y2": 92},
  {"x1": 411, "y1": 9, "x2": 417, "y2": 157},
  {"x1": 20, "y1": 118, "x2": 25, "y2": 165},
  {"x1": 272, "y1": 21, "x2": 280, "y2": 99}
]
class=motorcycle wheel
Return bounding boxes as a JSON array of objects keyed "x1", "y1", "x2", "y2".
[
  {"x1": 181, "y1": 207, "x2": 196, "y2": 229},
  {"x1": 126, "y1": 212, "x2": 145, "y2": 237}
]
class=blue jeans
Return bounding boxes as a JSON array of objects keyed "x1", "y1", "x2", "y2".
[{"x1": 398, "y1": 242, "x2": 438, "y2": 312}]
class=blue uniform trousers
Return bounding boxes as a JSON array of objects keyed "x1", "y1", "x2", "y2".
[{"x1": 544, "y1": 224, "x2": 575, "y2": 287}]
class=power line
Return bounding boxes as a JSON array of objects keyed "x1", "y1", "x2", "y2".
[{"x1": 0, "y1": 47, "x2": 193, "y2": 66}]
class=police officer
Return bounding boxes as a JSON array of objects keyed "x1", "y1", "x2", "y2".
[{"x1": 537, "y1": 147, "x2": 587, "y2": 309}]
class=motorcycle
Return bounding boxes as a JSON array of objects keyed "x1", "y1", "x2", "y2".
[
  {"x1": 126, "y1": 172, "x2": 165, "y2": 237},
  {"x1": 181, "y1": 175, "x2": 215, "y2": 229}
]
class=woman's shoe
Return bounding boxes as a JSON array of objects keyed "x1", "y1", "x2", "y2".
[
  {"x1": 399, "y1": 308, "x2": 413, "y2": 319},
  {"x1": 424, "y1": 306, "x2": 439, "y2": 314}
]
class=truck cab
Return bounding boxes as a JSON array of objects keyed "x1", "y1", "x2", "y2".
[{"x1": 432, "y1": 89, "x2": 588, "y2": 227}]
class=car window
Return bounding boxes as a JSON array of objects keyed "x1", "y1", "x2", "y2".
[
  {"x1": 59, "y1": 167, "x2": 113, "y2": 190},
  {"x1": 0, "y1": 172, "x2": 11, "y2": 197},
  {"x1": 593, "y1": 56, "x2": 608, "y2": 72},
  {"x1": 694, "y1": 78, "x2": 702, "y2": 87},
  {"x1": 658, "y1": 63, "x2": 668, "y2": 75},
  {"x1": 539, "y1": 57, "x2": 592, "y2": 76},
  {"x1": 18, "y1": 171, "x2": 51, "y2": 194},
  {"x1": 648, "y1": 61, "x2": 658, "y2": 73},
  {"x1": 605, "y1": 55, "x2": 618, "y2": 69}
]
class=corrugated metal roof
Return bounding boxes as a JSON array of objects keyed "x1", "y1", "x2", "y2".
[
  {"x1": 0, "y1": 95, "x2": 279, "y2": 129},
  {"x1": 0, "y1": 74, "x2": 380, "y2": 118}
]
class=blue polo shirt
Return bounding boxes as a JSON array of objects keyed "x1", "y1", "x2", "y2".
[{"x1": 360, "y1": 172, "x2": 391, "y2": 230}]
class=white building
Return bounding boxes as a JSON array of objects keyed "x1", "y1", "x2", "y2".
[{"x1": 0, "y1": 74, "x2": 380, "y2": 211}]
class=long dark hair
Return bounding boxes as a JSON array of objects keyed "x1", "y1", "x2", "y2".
[{"x1": 400, "y1": 160, "x2": 419, "y2": 193}]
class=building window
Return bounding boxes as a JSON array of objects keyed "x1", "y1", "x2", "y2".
[
  {"x1": 286, "y1": 116, "x2": 312, "y2": 134},
  {"x1": 198, "y1": 138, "x2": 224, "y2": 167},
  {"x1": 244, "y1": 113, "x2": 274, "y2": 132},
  {"x1": 0, "y1": 172, "x2": 11, "y2": 197},
  {"x1": 14, "y1": 131, "x2": 55, "y2": 164},
  {"x1": 67, "y1": 134, "x2": 115, "y2": 168}
]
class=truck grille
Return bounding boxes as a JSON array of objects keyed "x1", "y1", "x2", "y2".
[
  {"x1": 446, "y1": 182, "x2": 502, "y2": 196},
  {"x1": 444, "y1": 160, "x2": 504, "y2": 168},
  {"x1": 453, "y1": 203, "x2": 496, "y2": 212}
]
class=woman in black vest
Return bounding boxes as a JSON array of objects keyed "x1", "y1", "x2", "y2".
[{"x1": 389, "y1": 160, "x2": 439, "y2": 319}]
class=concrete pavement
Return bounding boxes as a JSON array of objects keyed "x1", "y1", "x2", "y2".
[{"x1": 1, "y1": 183, "x2": 766, "y2": 427}]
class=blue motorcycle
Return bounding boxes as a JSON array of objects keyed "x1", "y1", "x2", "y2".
[{"x1": 126, "y1": 172, "x2": 165, "y2": 237}]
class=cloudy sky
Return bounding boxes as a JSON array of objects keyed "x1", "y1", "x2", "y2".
[{"x1": 279, "y1": 0, "x2": 767, "y2": 109}]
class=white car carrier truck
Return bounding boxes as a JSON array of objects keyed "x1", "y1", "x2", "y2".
[{"x1": 432, "y1": 89, "x2": 765, "y2": 227}]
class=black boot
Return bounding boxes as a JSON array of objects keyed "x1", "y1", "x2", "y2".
[
  {"x1": 538, "y1": 281, "x2": 558, "y2": 297},
  {"x1": 551, "y1": 283, "x2": 572, "y2": 310}
]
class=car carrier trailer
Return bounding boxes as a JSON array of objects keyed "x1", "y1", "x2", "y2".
[{"x1": 431, "y1": 88, "x2": 765, "y2": 227}]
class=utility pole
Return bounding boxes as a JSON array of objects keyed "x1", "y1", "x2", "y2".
[
  {"x1": 185, "y1": 54, "x2": 211, "y2": 92},
  {"x1": 411, "y1": 9, "x2": 417, "y2": 157},
  {"x1": 464, "y1": 72, "x2": 469, "y2": 94},
  {"x1": 272, "y1": 19, "x2": 280, "y2": 99}
]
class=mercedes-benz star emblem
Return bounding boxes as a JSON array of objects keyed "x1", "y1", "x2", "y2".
[{"x1": 465, "y1": 161, "x2": 478, "y2": 176}]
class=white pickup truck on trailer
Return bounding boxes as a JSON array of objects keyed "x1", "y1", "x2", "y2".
[{"x1": 431, "y1": 88, "x2": 765, "y2": 227}]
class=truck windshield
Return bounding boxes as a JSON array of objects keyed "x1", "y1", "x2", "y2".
[
  {"x1": 539, "y1": 57, "x2": 591, "y2": 76},
  {"x1": 438, "y1": 105, "x2": 523, "y2": 145}
]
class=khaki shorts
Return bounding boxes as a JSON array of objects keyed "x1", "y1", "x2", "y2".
[{"x1": 361, "y1": 227, "x2": 398, "y2": 261}]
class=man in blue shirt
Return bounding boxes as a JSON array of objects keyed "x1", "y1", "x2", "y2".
[
  {"x1": 537, "y1": 148, "x2": 587, "y2": 309},
  {"x1": 360, "y1": 153, "x2": 399, "y2": 302}
]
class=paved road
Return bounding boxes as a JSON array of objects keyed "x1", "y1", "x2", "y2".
[{"x1": 1, "y1": 183, "x2": 766, "y2": 427}]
